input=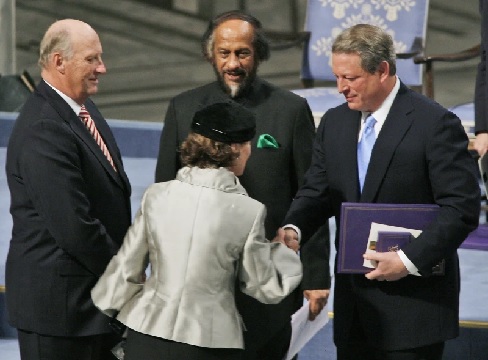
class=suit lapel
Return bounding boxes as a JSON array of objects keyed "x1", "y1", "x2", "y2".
[
  {"x1": 361, "y1": 84, "x2": 414, "y2": 201},
  {"x1": 84, "y1": 101, "x2": 130, "y2": 191},
  {"x1": 73, "y1": 109, "x2": 127, "y2": 189},
  {"x1": 340, "y1": 110, "x2": 362, "y2": 201},
  {"x1": 38, "y1": 82, "x2": 127, "y2": 190}
]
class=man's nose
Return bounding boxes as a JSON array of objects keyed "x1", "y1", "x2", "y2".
[
  {"x1": 227, "y1": 53, "x2": 240, "y2": 69},
  {"x1": 337, "y1": 79, "x2": 347, "y2": 93},
  {"x1": 96, "y1": 60, "x2": 107, "y2": 74}
]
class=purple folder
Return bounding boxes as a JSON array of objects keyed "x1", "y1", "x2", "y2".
[
  {"x1": 376, "y1": 231, "x2": 412, "y2": 253},
  {"x1": 375, "y1": 230, "x2": 445, "y2": 275},
  {"x1": 338, "y1": 203, "x2": 440, "y2": 274}
]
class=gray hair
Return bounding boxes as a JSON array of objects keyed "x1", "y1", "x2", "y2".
[
  {"x1": 332, "y1": 24, "x2": 396, "y2": 75},
  {"x1": 38, "y1": 27, "x2": 74, "y2": 69},
  {"x1": 201, "y1": 10, "x2": 270, "y2": 63}
]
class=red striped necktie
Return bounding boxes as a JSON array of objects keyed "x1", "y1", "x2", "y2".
[{"x1": 79, "y1": 105, "x2": 117, "y2": 171}]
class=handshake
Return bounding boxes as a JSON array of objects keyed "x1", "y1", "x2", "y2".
[{"x1": 272, "y1": 227, "x2": 300, "y2": 252}]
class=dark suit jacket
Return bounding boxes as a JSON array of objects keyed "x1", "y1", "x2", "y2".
[
  {"x1": 155, "y1": 78, "x2": 330, "y2": 352},
  {"x1": 475, "y1": 0, "x2": 488, "y2": 133},
  {"x1": 284, "y1": 82, "x2": 480, "y2": 350},
  {"x1": 5, "y1": 80, "x2": 132, "y2": 337}
]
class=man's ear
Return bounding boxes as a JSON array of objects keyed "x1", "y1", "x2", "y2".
[
  {"x1": 53, "y1": 53, "x2": 65, "y2": 74},
  {"x1": 378, "y1": 61, "x2": 390, "y2": 81}
]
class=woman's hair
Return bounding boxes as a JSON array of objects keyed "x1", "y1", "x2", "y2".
[
  {"x1": 180, "y1": 132, "x2": 239, "y2": 168},
  {"x1": 332, "y1": 24, "x2": 396, "y2": 76}
]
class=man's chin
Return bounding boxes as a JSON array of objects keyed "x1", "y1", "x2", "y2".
[
  {"x1": 226, "y1": 82, "x2": 242, "y2": 98},
  {"x1": 215, "y1": 72, "x2": 253, "y2": 98},
  {"x1": 347, "y1": 102, "x2": 361, "y2": 111},
  {"x1": 87, "y1": 86, "x2": 99, "y2": 96}
]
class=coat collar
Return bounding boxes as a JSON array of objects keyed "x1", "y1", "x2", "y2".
[
  {"x1": 176, "y1": 166, "x2": 248, "y2": 196},
  {"x1": 338, "y1": 108, "x2": 363, "y2": 202},
  {"x1": 36, "y1": 81, "x2": 129, "y2": 190},
  {"x1": 360, "y1": 82, "x2": 415, "y2": 201}
]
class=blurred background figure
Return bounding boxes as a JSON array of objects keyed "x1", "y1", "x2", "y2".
[{"x1": 474, "y1": 0, "x2": 488, "y2": 156}]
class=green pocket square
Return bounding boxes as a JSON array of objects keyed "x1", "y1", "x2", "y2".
[{"x1": 257, "y1": 134, "x2": 279, "y2": 149}]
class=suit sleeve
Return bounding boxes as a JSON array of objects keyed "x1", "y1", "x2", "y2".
[
  {"x1": 155, "y1": 99, "x2": 181, "y2": 182},
  {"x1": 286, "y1": 111, "x2": 333, "y2": 237},
  {"x1": 91, "y1": 203, "x2": 148, "y2": 316},
  {"x1": 19, "y1": 119, "x2": 120, "y2": 275},
  {"x1": 291, "y1": 99, "x2": 331, "y2": 289},
  {"x1": 403, "y1": 111, "x2": 480, "y2": 275},
  {"x1": 239, "y1": 205, "x2": 303, "y2": 304}
]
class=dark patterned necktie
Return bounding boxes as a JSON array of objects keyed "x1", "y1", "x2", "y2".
[{"x1": 79, "y1": 105, "x2": 117, "y2": 171}]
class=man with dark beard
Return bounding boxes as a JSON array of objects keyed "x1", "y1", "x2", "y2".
[{"x1": 155, "y1": 10, "x2": 330, "y2": 360}]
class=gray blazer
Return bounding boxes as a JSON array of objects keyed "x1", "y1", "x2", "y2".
[{"x1": 91, "y1": 166, "x2": 302, "y2": 349}]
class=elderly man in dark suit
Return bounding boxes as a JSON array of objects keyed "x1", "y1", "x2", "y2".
[
  {"x1": 5, "y1": 19, "x2": 131, "y2": 360},
  {"x1": 155, "y1": 9, "x2": 329, "y2": 360},
  {"x1": 281, "y1": 24, "x2": 480, "y2": 360}
]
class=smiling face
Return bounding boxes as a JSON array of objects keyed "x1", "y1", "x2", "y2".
[
  {"x1": 41, "y1": 20, "x2": 106, "y2": 105},
  {"x1": 62, "y1": 29, "x2": 106, "y2": 104},
  {"x1": 332, "y1": 52, "x2": 391, "y2": 113},
  {"x1": 211, "y1": 19, "x2": 257, "y2": 97}
]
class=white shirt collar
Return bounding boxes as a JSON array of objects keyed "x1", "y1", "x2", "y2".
[
  {"x1": 359, "y1": 76, "x2": 400, "y2": 137},
  {"x1": 43, "y1": 79, "x2": 83, "y2": 116}
]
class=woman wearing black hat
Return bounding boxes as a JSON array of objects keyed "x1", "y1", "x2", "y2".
[{"x1": 91, "y1": 101, "x2": 302, "y2": 360}]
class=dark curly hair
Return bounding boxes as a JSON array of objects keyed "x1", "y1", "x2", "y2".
[
  {"x1": 201, "y1": 10, "x2": 270, "y2": 63},
  {"x1": 180, "y1": 132, "x2": 239, "y2": 168}
]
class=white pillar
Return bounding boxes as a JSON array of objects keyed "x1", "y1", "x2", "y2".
[{"x1": 0, "y1": 0, "x2": 16, "y2": 75}]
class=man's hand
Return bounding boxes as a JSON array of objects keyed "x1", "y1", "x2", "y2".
[
  {"x1": 273, "y1": 227, "x2": 300, "y2": 252},
  {"x1": 304, "y1": 289, "x2": 329, "y2": 320},
  {"x1": 474, "y1": 133, "x2": 488, "y2": 157},
  {"x1": 363, "y1": 251, "x2": 409, "y2": 281}
]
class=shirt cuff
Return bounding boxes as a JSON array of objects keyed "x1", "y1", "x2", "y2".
[
  {"x1": 283, "y1": 224, "x2": 302, "y2": 243},
  {"x1": 397, "y1": 250, "x2": 421, "y2": 276}
]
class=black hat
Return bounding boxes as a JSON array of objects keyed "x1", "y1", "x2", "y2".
[{"x1": 191, "y1": 101, "x2": 256, "y2": 143}]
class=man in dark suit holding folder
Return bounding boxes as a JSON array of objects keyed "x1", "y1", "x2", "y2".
[{"x1": 280, "y1": 24, "x2": 480, "y2": 360}]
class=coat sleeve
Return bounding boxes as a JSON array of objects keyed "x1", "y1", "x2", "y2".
[
  {"x1": 155, "y1": 99, "x2": 181, "y2": 182},
  {"x1": 284, "y1": 113, "x2": 333, "y2": 242},
  {"x1": 291, "y1": 99, "x2": 332, "y2": 290},
  {"x1": 19, "y1": 119, "x2": 120, "y2": 275},
  {"x1": 403, "y1": 110, "x2": 480, "y2": 275},
  {"x1": 238, "y1": 205, "x2": 303, "y2": 304},
  {"x1": 91, "y1": 198, "x2": 149, "y2": 317}
]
